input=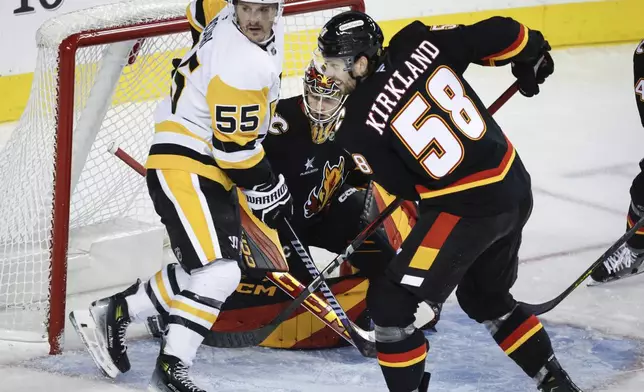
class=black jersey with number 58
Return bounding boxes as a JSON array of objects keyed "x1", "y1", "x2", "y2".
[{"x1": 334, "y1": 17, "x2": 547, "y2": 216}]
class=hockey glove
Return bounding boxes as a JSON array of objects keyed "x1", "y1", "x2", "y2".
[
  {"x1": 243, "y1": 173, "x2": 293, "y2": 229},
  {"x1": 511, "y1": 41, "x2": 554, "y2": 97}
]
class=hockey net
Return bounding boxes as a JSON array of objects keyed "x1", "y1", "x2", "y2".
[{"x1": 0, "y1": 0, "x2": 364, "y2": 354}]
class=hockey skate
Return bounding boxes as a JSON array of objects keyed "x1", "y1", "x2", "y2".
[
  {"x1": 68, "y1": 280, "x2": 138, "y2": 378},
  {"x1": 589, "y1": 244, "x2": 644, "y2": 285},
  {"x1": 148, "y1": 352, "x2": 207, "y2": 392},
  {"x1": 538, "y1": 357, "x2": 582, "y2": 392}
]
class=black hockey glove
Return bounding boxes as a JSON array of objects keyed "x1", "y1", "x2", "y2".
[
  {"x1": 243, "y1": 173, "x2": 293, "y2": 230},
  {"x1": 511, "y1": 41, "x2": 554, "y2": 97}
]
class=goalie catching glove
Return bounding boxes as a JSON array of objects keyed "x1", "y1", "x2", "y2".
[{"x1": 243, "y1": 173, "x2": 293, "y2": 229}]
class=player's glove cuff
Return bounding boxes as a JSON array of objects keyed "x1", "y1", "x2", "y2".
[
  {"x1": 243, "y1": 173, "x2": 294, "y2": 229},
  {"x1": 511, "y1": 41, "x2": 554, "y2": 97}
]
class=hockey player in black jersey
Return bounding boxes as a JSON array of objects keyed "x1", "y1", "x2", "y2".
[
  {"x1": 316, "y1": 11, "x2": 580, "y2": 392},
  {"x1": 264, "y1": 61, "x2": 416, "y2": 278},
  {"x1": 591, "y1": 40, "x2": 644, "y2": 284}
]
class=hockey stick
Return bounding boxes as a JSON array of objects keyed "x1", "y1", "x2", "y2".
[
  {"x1": 202, "y1": 197, "x2": 405, "y2": 348},
  {"x1": 487, "y1": 55, "x2": 545, "y2": 115},
  {"x1": 281, "y1": 218, "x2": 377, "y2": 357},
  {"x1": 488, "y1": 81, "x2": 518, "y2": 115},
  {"x1": 108, "y1": 145, "x2": 383, "y2": 348},
  {"x1": 521, "y1": 215, "x2": 644, "y2": 315}
]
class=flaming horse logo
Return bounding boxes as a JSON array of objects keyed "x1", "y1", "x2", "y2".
[{"x1": 304, "y1": 156, "x2": 345, "y2": 218}]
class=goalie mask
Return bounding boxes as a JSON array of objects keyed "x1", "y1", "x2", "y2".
[{"x1": 303, "y1": 61, "x2": 347, "y2": 144}]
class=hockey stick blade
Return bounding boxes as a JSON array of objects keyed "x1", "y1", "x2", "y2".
[
  {"x1": 283, "y1": 218, "x2": 377, "y2": 357},
  {"x1": 202, "y1": 197, "x2": 405, "y2": 348},
  {"x1": 521, "y1": 215, "x2": 644, "y2": 315}
]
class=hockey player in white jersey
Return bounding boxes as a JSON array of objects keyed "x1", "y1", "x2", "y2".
[{"x1": 68, "y1": 1, "x2": 290, "y2": 391}]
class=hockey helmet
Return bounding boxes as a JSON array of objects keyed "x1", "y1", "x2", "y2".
[{"x1": 316, "y1": 10, "x2": 384, "y2": 75}]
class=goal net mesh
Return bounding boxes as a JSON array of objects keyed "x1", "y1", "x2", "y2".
[{"x1": 0, "y1": 0, "x2": 357, "y2": 344}]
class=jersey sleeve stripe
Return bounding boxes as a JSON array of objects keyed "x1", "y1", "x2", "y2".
[
  {"x1": 481, "y1": 24, "x2": 528, "y2": 65},
  {"x1": 153, "y1": 132, "x2": 213, "y2": 157},
  {"x1": 149, "y1": 143, "x2": 216, "y2": 167},
  {"x1": 212, "y1": 137, "x2": 259, "y2": 154},
  {"x1": 195, "y1": 0, "x2": 208, "y2": 29},
  {"x1": 146, "y1": 153, "x2": 234, "y2": 190},
  {"x1": 214, "y1": 146, "x2": 266, "y2": 170},
  {"x1": 156, "y1": 120, "x2": 213, "y2": 148},
  {"x1": 415, "y1": 138, "x2": 516, "y2": 199},
  {"x1": 186, "y1": 1, "x2": 205, "y2": 33}
]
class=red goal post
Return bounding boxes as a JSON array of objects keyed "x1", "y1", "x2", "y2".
[{"x1": 0, "y1": 0, "x2": 364, "y2": 355}]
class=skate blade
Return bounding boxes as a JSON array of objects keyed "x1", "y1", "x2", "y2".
[
  {"x1": 587, "y1": 269, "x2": 644, "y2": 287},
  {"x1": 69, "y1": 310, "x2": 120, "y2": 379}
]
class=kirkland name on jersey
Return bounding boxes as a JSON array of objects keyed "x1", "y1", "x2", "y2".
[{"x1": 364, "y1": 40, "x2": 440, "y2": 135}]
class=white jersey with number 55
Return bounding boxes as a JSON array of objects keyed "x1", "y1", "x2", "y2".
[{"x1": 146, "y1": 5, "x2": 284, "y2": 188}]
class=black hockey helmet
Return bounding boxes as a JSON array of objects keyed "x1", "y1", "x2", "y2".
[{"x1": 316, "y1": 11, "x2": 384, "y2": 75}]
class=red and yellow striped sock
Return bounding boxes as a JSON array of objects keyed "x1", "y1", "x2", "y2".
[
  {"x1": 491, "y1": 305, "x2": 554, "y2": 378},
  {"x1": 376, "y1": 328, "x2": 428, "y2": 392}
]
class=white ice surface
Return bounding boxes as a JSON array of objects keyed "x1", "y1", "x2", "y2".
[{"x1": 1, "y1": 43, "x2": 644, "y2": 391}]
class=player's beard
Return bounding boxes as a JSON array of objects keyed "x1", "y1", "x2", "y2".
[
  {"x1": 336, "y1": 77, "x2": 357, "y2": 94},
  {"x1": 241, "y1": 23, "x2": 270, "y2": 43}
]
